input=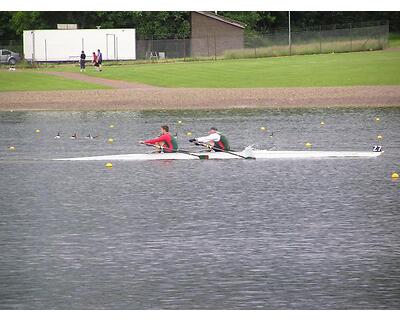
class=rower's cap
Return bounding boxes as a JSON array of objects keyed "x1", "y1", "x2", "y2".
[{"x1": 210, "y1": 127, "x2": 218, "y2": 131}]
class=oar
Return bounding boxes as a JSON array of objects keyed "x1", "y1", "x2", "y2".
[
  {"x1": 140, "y1": 143, "x2": 209, "y2": 160},
  {"x1": 190, "y1": 141, "x2": 256, "y2": 160}
]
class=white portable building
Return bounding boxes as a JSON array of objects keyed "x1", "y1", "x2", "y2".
[{"x1": 23, "y1": 28, "x2": 136, "y2": 62}]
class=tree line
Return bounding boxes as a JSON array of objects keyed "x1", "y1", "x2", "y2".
[{"x1": 1, "y1": 11, "x2": 399, "y2": 41}]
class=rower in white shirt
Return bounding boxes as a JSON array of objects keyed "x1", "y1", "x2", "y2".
[{"x1": 189, "y1": 127, "x2": 230, "y2": 152}]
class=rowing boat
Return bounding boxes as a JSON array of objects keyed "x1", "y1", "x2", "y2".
[{"x1": 54, "y1": 149, "x2": 383, "y2": 161}]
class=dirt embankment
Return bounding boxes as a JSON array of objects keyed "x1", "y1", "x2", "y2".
[{"x1": 1, "y1": 72, "x2": 399, "y2": 111}]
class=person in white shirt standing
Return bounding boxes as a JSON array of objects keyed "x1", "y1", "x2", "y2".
[{"x1": 189, "y1": 127, "x2": 230, "y2": 152}]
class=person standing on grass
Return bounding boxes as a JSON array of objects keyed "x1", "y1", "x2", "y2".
[
  {"x1": 79, "y1": 50, "x2": 86, "y2": 72},
  {"x1": 97, "y1": 49, "x2": 103, "y2": 72},
  {"x1": 92, "y1": 52, "x2": 99, "y2": 70}
]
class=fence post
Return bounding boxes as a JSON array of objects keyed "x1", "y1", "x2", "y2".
[
  {"x1": 207, "y1": 35, "x2": 210, "y2": 57},
  {"x1": 32, "y1": 31, "x2": 35, "y2": 62},
  {"x1": 214, "y1": 32, "x2": 217, "y2": 60},
  {"x1": 288, "y1": 11, "x2": 291, "y2": 56},
  {"x1": 350, "y1": 23, "x2": 353, "y2": 52},
  {"x1": 44, "y1": 39, "x2": 47, "y2": 66},
  {"x1": 183, "y1": 37, "x2": 186, "y2": 61},
  {"x1": 377, "y1": 26, "x2": 381, "y2": 49},
  {"x1": 116, "y1": 36, "x2": 118, "y2": 63},
  {"x1": 175, "y1": 37, "x2": 178, "y2": 59},
  {"x1": 106, "y1": 35, "x2": 109, "y2": 60},
  {"x1": 385, "y1": 20, "x2": 389, "y2": 49},
  {"x1": 114, "y1": 34, "x2": 116, "y2": 61},
  {"x1": 319, "y1": 25, "x2": 322, "y2": 54}
]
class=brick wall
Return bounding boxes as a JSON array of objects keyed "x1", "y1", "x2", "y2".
[{"x1": 191, "y1": 12, "x2": 244, "y2": 57}]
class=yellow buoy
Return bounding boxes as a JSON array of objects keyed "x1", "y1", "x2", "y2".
[
  {"x1": 105, "y1": 162, "x2": 113, "y2": 168},
  {"x1": 108, "y1": 138, "x2": 114, "y2": 143},
  {"x1": 305, "y1": 142, "x2": 312, "y2": 148},
  {"x1": 320, "y1": 121, "x2": 325, "y2": 126},
  {"x1": 8, "y1": 146, "x2": 16, "y2": 151},
  {"x1": 35, "y1": 129, "x2": 40, "y2": 133},
  {"x1": 260, "y1": 127, "x2": 266, "y2": 131},
  {"x1": 109, "y1": 124, "x2": 114, "y2": 128},
  {"x1": 392, "y1": 172, "x2": 399, "y2": 179},
  {"x1": 375, "y1": 117, "x2": 380, "y2": 121},
  {"x1": 377, "y1": 135, "x2": 383, "y2": 140},
  {"x1": 178, "y1": 120, "x2": 182, "y2": 124},
  {"x1": 187, "y1": 132, "x2": 192, "y2": 136}
]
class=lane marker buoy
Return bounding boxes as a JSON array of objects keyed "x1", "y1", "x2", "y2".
[
  {"x1": 392, "y1": 172, "x2": 399, "y2": 180},
  {"x1": 260, "y1": 127, "x2": 266, "y2": 131},
  {"x1": 305, "y1": 142, "x2": 312, "y2": 148},
  {"x1": 105, "y1": 163, "x2": 113, "y2": 168},
  {"x1": 187, "y1": 132, "x2": 192, "y2": 136},
  {"x1": 377, "y1": 135, "x2": 383, "y2": 140},
  {"x1": 108, "y1": 138, "x2": 114, "y2": 143},
  {"x1": 110, "y1": 124, "x2": 114, "y2": 128},
  {"x1": 35, "y1": 129, "x2": 40, "y2": 133},
  {"x1": 8, "y1": 146, "x2": 16, "y2": 151}
]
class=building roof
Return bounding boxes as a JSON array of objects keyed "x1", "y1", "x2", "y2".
[{"x1": 194, "y1": 12, "x2": 246, "y2": 29}]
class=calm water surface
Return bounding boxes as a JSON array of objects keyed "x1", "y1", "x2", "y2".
[{"x1": 0, "y1": 107, "x2": 399, "y2": 309}]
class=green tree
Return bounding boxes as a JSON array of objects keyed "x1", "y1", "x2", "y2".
[
  {"x1": 2, "y1": 11, "x2": 400, "y2": 42},
  {"x1": 11, "y1": 12, "x2": 48, "y2": 36},
  {"x1": 133, "y1": 11, "x2": 190, "y2": 39},
  {"x1": 0, "y1": 12, "x2": 17, "y2": 39}
]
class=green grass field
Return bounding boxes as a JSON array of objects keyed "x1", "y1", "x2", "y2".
[
  {"x1": 1, "y1": 49, "x2": 399, "y2": 91},
  {"x1": 0, "y1": 70, "x2": 109, "y2": 91},
  {"x1": 77, "y1": 50, "x2": 400, "y2": 88}
]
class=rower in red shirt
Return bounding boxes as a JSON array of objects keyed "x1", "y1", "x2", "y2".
[{"x1": 139, "y1": 125, "x2": 179, "y2": 153}]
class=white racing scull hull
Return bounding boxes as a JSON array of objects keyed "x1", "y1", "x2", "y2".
[{"x1": 54, "y1": 150, "x2": 383, "y2": 161}]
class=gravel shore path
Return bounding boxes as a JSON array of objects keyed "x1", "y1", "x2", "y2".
[{"x1": 0, "y1": 72, "x2": 399, "y2": 111}]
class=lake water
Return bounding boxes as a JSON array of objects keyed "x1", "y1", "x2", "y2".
[{"x1": 0, "y1": 107, "x2": 399, "y2": 309}]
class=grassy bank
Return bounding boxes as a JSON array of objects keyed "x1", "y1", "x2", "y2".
[
  {"x1": 1, "y1": 49, "x2": 399, "y2": 90},
  {"x1": 0, "y1": 70, "x2": 109, "y2": 91},
  {"x1": 77, "y1": 50, "x2": 400, "y2": 88}
]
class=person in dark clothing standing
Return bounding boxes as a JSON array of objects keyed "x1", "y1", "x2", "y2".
[
  {"x1": 97, "y1": 49, "x2": 103, "y2": 72},
  {"x1": 79, "y1": 50, "x2": 86, "y2": 72}
]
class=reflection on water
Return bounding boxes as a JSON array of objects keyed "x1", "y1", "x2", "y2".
[{"x1": 0, "y1": 107, "x2": 399, "y2": 309}]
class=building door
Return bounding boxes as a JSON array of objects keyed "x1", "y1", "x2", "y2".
[{"x1": 106, "y1": 34, "x2": 116, "y2": 60}]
